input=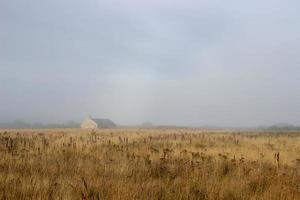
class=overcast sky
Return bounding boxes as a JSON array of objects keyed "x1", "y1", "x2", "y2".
[{"x1": 1, "y1": 0, "x2": 300, "y2": 127}]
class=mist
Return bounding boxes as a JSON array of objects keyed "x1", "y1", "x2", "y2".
[{"x1": 1, "y1": 0, "x2": 300, "y2": 127}]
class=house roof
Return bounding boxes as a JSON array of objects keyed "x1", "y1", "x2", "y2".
[{"x1": 91, "y1": 118, "x2": 117, "y2": 128}]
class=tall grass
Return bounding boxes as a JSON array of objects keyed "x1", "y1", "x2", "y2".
[{"x1": 0, "y1": 129, "x2": 299, "y2": 200}]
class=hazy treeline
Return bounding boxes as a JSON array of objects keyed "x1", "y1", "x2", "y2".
[{"x1": 0, "y1": 121, "x2": 80, "y2": 129}]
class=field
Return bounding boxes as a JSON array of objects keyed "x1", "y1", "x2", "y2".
[{"x1": 0, "y1": 129, "x2": 300, "y2": 200}]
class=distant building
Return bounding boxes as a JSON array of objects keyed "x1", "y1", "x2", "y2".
[{"x1": 81, "y1": 116, "x2": 117, "y2": 129}]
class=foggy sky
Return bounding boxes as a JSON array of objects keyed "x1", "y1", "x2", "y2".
[{"x1": 1, "y1": 0, "x2": 300, "y2": 127}]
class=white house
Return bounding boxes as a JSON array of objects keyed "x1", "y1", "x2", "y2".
[{"x1": 81, "y1": 116, "x2": 117, "y2": 129}]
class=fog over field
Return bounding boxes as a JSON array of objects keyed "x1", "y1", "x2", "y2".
[{"x1": 1, "y1": 0, "x2": 300, "y2": 127}]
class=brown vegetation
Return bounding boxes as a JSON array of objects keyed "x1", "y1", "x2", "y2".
[{"x1": 0, "y1": 129, "x2": 300, "y2": 200}]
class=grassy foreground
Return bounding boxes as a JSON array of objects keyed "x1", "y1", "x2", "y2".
[{"x1": 0, "y1": 129, "x2": 300, "y2": 200}]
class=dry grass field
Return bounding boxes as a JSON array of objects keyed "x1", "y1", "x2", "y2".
[{"x1": 0, "y1": 129, "x2": 300, "y2": 200}]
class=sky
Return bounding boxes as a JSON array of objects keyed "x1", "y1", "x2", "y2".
[{"x1": 1, "y1": 0, "x2": 300, "y2": 127}]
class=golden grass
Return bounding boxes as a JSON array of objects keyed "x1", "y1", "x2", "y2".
[{"x1": 0, "y1": 129, "x2": 300, "y2": 200}]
